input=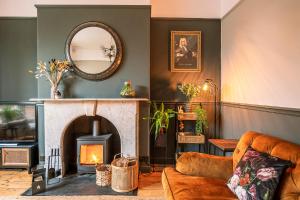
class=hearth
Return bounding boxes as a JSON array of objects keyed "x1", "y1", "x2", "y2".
[{"x1": 76, "y1": 120, "x2": 112, "y2": 173}]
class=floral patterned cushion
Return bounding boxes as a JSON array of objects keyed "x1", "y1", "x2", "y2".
[{"x1": 227, "y1": 147, "x2": 292, "y2": 200}]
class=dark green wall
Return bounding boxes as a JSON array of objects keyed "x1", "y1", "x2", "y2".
[
  {"x1": 0, "y1": 18, "x2": 37, "y2": 101},
  {"x1": 150, "y1": 18, "x2": 221, "y2": 163},
  {"x1": 150, "y1": 18, "x2": 221, "y2": 101},
  {"x1": 37, "y1": 6, "x2": 150, "y2": 98},
  {"x1": 36, "y1": 6, "x2": 150, "y2": 159},
  {"x1": 221, "y1": 103, "x2": 300, "y2": 145}
]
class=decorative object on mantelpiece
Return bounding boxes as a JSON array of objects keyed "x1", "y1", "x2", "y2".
[
  {"x1": 96, "y1": 163, "x2": 112, "y2": 187},
  {"x1": 111, "y1": 153, "x2": 138, "y2": 192},
  {"x1": 170, "y1": 31, "x2": 201, "y2": 72},
  {"x1": 178, "y1": 83, "x2": 201, "y2": 112},
  {"x1": 202, "y1": 79, "x2": 218, "y2": 139},
  {"x1": 195, "y1": 106, "x2": 208, "y2": 135},
  {"x1": 65, "y1": 21, "x2": 123, "y2": 81},
  {"x1": 120, "y1": 80, "x2": 136, "y2": 98},
  {"x1": 29, "y1": 59, "x2": 71, "y2": 99}
]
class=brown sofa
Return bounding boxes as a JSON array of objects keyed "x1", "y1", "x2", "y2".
[{"x1": 162, "y1": 131, "x2": 300, "y2": 200}]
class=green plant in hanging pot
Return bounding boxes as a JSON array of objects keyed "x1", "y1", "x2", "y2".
[
  {"x1": 144, "y1": 102, "x2": 176, "y2": 147},
  {"x1": 178, "y1": 83, "x2": 202, "y2": 112},
  {"x1": 195, "y1": 106, "x2": 208, "y2": 135}
]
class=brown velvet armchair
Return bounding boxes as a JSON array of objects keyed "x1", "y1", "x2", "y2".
[{"x1": 162, "y1": 131, "x2": 300, "y2": 200}]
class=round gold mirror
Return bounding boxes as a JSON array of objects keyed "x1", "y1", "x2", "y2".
[{"x1": 66, "y1": 21, "x2": 123, "y2": 80}]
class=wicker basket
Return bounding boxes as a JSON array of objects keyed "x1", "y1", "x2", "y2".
[
  {"x1": 177, "y1": 132, "x2": 205, "y2": 144},
  {"x1": 96, "y1": 164, "x2": 112, "y2": 187},
  {"x1": 111, "y1": 153, "x2": 138, "y2": 192}
]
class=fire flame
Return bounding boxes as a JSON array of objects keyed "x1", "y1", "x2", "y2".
[{"x1": 91, "y1": 154, "x2": 99, "y2": 163}]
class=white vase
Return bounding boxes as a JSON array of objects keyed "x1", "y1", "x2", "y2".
[{"x1": 50, "y1": 85, "x2": 58, "y2": 99}]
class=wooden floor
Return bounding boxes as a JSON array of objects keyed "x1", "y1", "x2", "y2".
[{"x1": 0, "y1": 169, "x2": 164, "y2": 199}]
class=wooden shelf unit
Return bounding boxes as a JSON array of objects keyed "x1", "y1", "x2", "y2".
[
  {"x1": 177, "y1": 132, "x2": 205, "y2": 144},
  {"x1": 176, "y1": 111, "x2": 206, "y2": 155},
  {"x1": 177, "y1": 112, "x2": 197, "y2": 121}
]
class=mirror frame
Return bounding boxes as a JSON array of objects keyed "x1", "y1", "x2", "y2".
[{"x1": 65, "y1": 21, "x2": 123, "y2": 81}]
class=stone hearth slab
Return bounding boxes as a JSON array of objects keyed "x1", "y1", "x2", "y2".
[{"x1": 22, "y1": 174, "x2": 137, "y2": 196}]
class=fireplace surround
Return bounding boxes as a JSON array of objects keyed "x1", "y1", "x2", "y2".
[{"x1": 38, "y1": 98, "x2": 148, "y2": 177}]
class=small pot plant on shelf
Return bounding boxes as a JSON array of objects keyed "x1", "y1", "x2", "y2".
[
  {"x1": 144, "y1": 102, "x2": 176, "y2": 147},
  {"x1": 178, "y1": 83, "x2": 202, "y2": 112},
  {"x1": 195, "y1": 106, "x2": 208, "y2": 135}
]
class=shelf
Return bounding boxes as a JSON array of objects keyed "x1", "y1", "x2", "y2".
[
  {"x1": 177, "y1": 112, "x2": 197, "y2": 121},
  {"x1": 177, "y1": 132, "x2": 205, "y2": 144}
]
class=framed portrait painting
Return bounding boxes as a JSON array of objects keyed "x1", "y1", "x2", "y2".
[{"x1": 170, "y1": 31, "x2": 201, "y2": 72}]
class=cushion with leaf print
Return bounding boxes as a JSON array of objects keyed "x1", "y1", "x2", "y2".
[{"x1": 227, "y1": 147, "x2": 292, "y2": 200}]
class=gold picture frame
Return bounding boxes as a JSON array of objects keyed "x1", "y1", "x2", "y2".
[{"x1": 170, "y1": 31, "x2": 201, "y2": 72}]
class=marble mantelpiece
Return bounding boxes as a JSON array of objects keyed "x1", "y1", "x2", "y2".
[{"x1": 33, "y1": 98, "x2": 148, "y2": 175}]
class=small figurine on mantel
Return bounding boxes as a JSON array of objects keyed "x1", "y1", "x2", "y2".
[{"x1": 120, "y1": 80, "x2": 136, "y2": 98}]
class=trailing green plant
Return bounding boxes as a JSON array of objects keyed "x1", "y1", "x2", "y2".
[
  {"x1": 195, "y1": 106, "x2": 208, "y2": 135},
  {"x1": 144, "y1": 102, "x2": 176, "y2": 139},
  {"x1": 0, "y1": 106, "x2": 23, "y2": 123},
  {"x1": 178, "y1": 83, "x2": 202, "y2": 102}
]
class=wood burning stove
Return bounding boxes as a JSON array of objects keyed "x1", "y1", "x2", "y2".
[{"x1": 76, "y1": 120, "x2": 112, "y2": 173}]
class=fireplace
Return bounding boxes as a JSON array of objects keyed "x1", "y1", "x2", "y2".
[
  {"x1": 61, "y1": 115, "x2": 119, "y2": 176},
  {"x1": 76, "y1": 132, "x2": 112, "y2": 173},
  {"x1": 41, "y1": 98, "x2": 147, "y2": 177}
]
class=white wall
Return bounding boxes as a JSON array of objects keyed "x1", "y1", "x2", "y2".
[
  {"x1": 151, "y1": 0, "x2": 221, "y2": 18},
  {"x1": 220, "y1": 0, "x2": 240, "y2": 17},
  {"x1": 36, "y1": 0, "x2": 150, "y2": 5},
  {"x1": 0, "y1": 0, "x2": 239, "y2": 18},
  {"x1": 0, "y1": 0, "x2": 37, "y2": 17},
  {"x1": 221, "y1": 0, "x2": 300, "y2": 109},
  {"x1": 0, "y1": 0, "x2": 150, "y2": 17}
]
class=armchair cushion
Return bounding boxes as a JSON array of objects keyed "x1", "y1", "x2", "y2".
[
  {"x1": 227, "y1": 147, "x2": 292, "y2": 200},
  {"x1": 176, "y1": 152, "x2": 233, "y2": 180}
]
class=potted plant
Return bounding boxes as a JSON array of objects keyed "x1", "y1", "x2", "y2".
[
  {"x1": 178, "y1": 83, "x2": 202, "y2": 112},
  {"x1": 195, "y1": 106, "x2": 208, "y2": 135},
  {"x1": 29, "y1": 59, "x2": 72, "y2": 99},
  {"x1": 144, "y1": 102, "x2": 176, "y2": 147},
  {"x1": 0, "y1": 106, "x2": 22, "y2": 123},
  {"x1": 120, "y1": 80, "x2": 136, "y2": 98}
]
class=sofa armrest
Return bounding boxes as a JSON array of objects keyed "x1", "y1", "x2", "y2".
[{"x1": 176, "y1": 152, "x2": 233, "y2": 180}]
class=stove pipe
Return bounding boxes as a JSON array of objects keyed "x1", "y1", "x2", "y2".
[{"x1": 92, "y1": 120, "x2": 100, "y2": 137}]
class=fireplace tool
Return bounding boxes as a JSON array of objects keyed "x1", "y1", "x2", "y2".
[{"x1": 47, "y1": 147, "x2": 61, "y2": 184}]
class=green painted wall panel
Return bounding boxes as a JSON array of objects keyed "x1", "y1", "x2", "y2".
[
  {"x1": 37, "y1": 6, "x2": 150, "y2": 98},
  {"x1": 0, "y1": 18, "x2": 37, "y2": 101},
  {"x1": 36, "y1": 6, "x2": 150, "y2": 158},
  {"x1": 150, "y1": 18, "x2": 221, "y2": 102}
]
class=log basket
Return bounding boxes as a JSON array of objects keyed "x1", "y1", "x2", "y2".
[{"x1": 111, "y1": 153, "x2": 138, "y2": 192}]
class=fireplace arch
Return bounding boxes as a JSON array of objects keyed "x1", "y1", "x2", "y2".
[
  {"x1": 43, "y1": 99, "x2": 143, "y2": 177},
  {"x1": 60, "y1": 115, "x2": 120, "y2": 176}
]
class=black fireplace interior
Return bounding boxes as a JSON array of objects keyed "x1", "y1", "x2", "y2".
[{"x1": 62, "y1": 115, "x2": 120, "y2": 176}]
